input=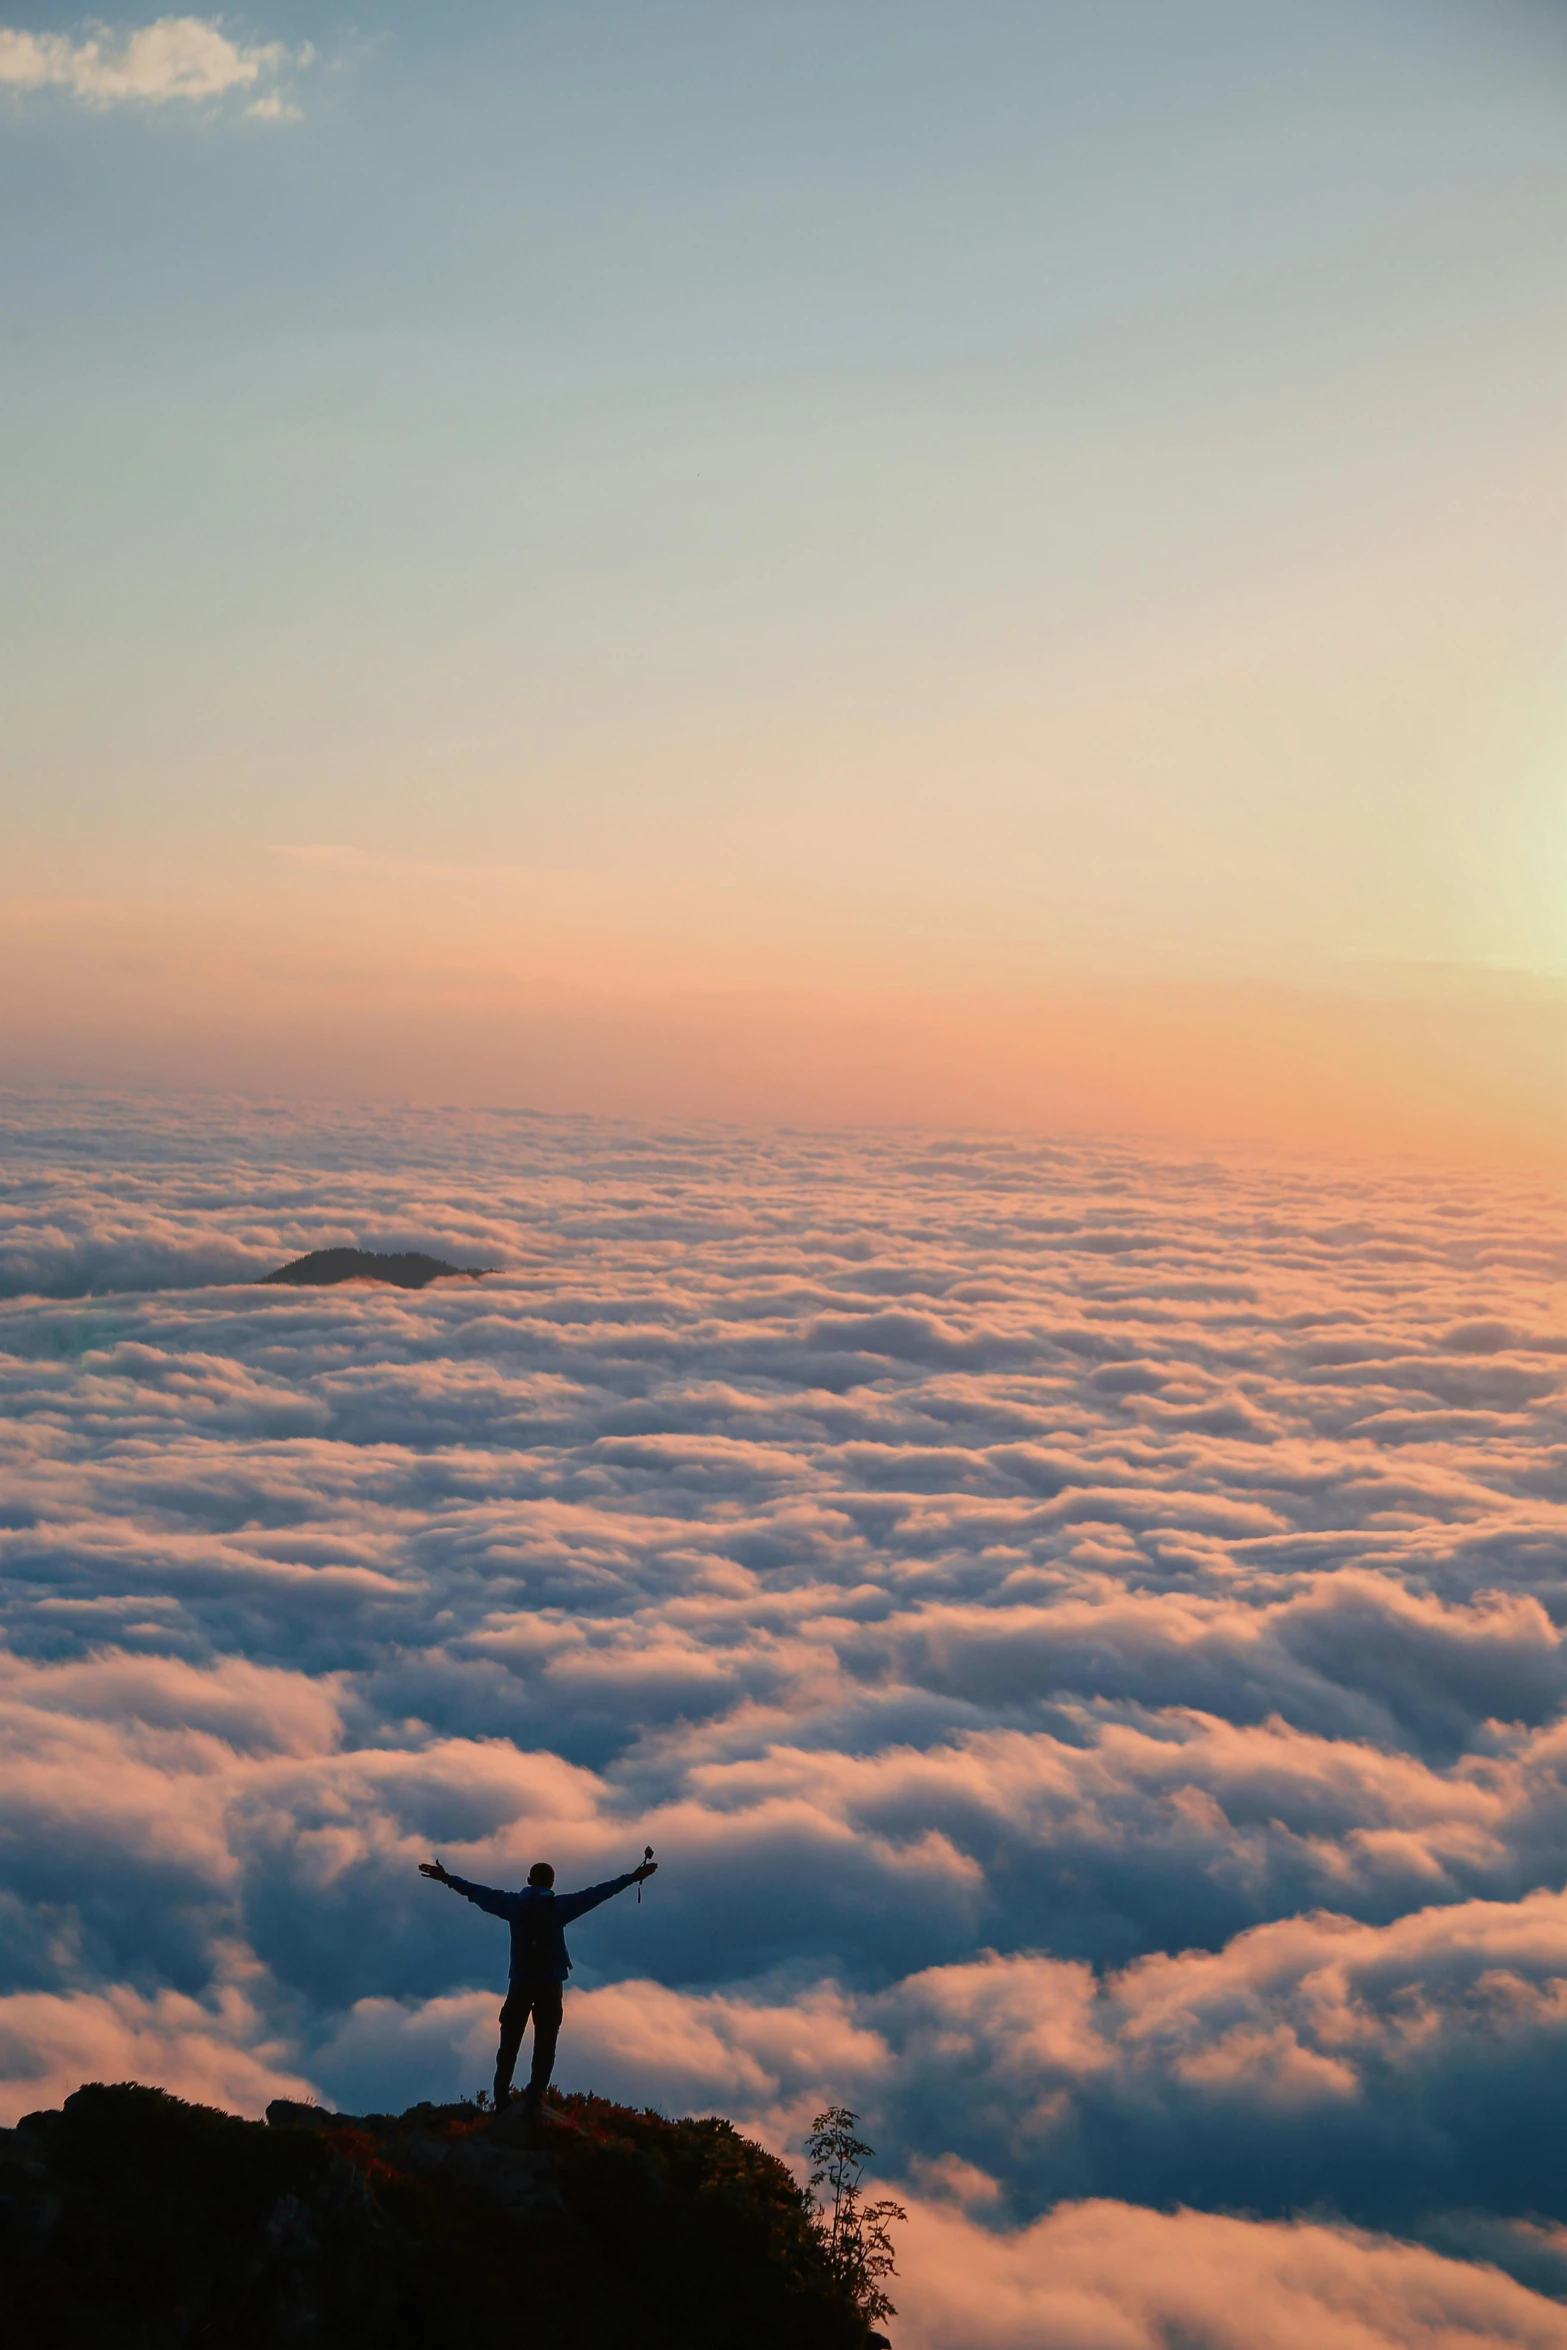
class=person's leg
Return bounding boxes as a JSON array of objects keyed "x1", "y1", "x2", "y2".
[
  {"x1": 495, "y1": 1984, "x2": 530, "y2": 2105},
  {"x1": 524, "y1": 1984, "x2": 564, "y2": 2099}
]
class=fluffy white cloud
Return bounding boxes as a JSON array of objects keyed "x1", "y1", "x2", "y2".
[
  {"x1": 0, "y1": 16, "x2": 308, "y2": 115},
  {"x1": 0, "y1": 1957, "x2": 312, "y2": 2119},
  {"x1": 890, "y1": 2198, "x2": 1567, "y2": 2350}
]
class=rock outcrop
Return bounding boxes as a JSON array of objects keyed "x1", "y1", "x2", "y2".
[
  {"x1": 259, "y1": 1249, "x2": 492, "y2": 1289},
  {"x1": 2, "y1": 2080, "x2": 887, "y2": 2348}
]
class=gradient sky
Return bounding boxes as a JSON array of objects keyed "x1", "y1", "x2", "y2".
[{"x1": 5, "y1": 3, "x2": 1567, "y2": 1141}]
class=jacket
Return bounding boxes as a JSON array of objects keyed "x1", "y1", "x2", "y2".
[{"x1": 444, "y1": 1871, "x2": 640, "y2": 1983}]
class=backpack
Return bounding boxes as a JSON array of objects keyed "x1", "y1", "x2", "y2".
[{"x1": 514, "y1": 1894, "x2": 556, "y2": 1980}]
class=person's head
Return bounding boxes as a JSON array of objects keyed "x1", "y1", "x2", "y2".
[{"x1": 527, "y1": 1862, "x2": 555, "y2": 1888}]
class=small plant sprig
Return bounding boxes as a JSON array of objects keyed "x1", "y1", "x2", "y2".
[{"x1": 805, "y1": 2105, "x2": 907, "y2": 2327}]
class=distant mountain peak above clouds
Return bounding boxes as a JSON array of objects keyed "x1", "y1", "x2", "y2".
[{"x1": 259, "y1": 1248, "x2": 493, "y2": 1289}]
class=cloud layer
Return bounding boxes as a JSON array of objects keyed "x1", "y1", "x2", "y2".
[{"x1": 7, "y1": 1091, "x2": 1567, "y2": 2339}]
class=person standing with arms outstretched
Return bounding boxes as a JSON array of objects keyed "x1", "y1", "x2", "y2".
[{"x1": 420, "y1": 1853, "x2": 657, "y2": 2110}]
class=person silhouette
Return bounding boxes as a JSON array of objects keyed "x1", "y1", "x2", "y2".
[{"x1": 419, "y1": 1854, "x2": 657, "y2": 2109}]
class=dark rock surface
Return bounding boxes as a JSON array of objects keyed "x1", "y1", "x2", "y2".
[
  {"x1": 259, "y1": 1248, "x2": 492, "y2": 1289},
  {"x1": 2, "y1": 2080, "x2": 884, "y2": 2349}
]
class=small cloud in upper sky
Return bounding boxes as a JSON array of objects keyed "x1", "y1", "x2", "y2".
[{"x1": 0, "y1": 15, "x2": 311, "y2": 117}]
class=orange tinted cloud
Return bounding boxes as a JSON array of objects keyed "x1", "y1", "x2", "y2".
[
  {"x1": 13, "y1": 1100, "x2": 1567, "y2": 2317},
  {"x1": 890, "y1": 2197, "x2": 1567, "y2": 2350}
]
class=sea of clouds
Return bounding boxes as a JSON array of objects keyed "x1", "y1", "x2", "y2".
[{"x1": 8, "y1": 1090, "x2": 1567, "y2": 2345}]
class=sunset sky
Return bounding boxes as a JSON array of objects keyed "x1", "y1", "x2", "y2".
[
  {"x1": 6, "y1": 1, "x2": 1567, "y2": 1146},
  {"x1": 14, "y1": 19, "x2": 1567, "y2": 2347}
]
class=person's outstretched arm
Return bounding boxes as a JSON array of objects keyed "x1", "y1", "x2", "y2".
[
  {"x1": 419, "y1": 1859, "x2": 515, "y2": 1918},
  {"x1": 553, "y1": 1861, "x2": 657, "y2": 1924}
]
